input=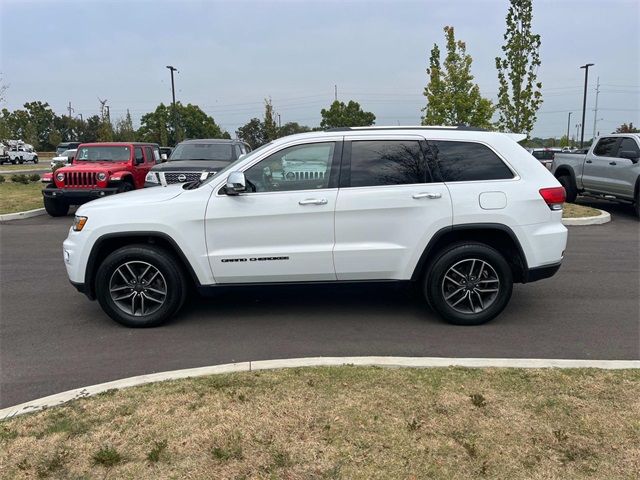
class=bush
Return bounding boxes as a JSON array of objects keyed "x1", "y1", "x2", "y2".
[
  {"x1": 0, "y1": 175, "x2": 5, "y2": 183},
  {"x1": 28, "y1": 173, "x2": 41, "y2": 182},
  {"x1": 10, "y1": 174, "x2": 29, "y2": 184}
]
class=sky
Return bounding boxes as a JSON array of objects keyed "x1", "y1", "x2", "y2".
[{"x1": 1, "y1": 0, "x2": 639, "y2": 139}]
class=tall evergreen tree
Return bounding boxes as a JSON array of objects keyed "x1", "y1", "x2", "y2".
[
  {"x1": 495, "y1": 0, "x2": 542, "y2": 136},
  {"x1": 422, "y1": 26, "x2": 494, "y2": 129}
]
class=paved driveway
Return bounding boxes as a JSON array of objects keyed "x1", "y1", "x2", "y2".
[{"x1": 1, "y1": 201, "x2": 638, "y2": 408}]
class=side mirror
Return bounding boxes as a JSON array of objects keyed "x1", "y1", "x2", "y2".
[
  {"x1": 619, "y1": 150, "x2": 639, "y2": 163},
  {"x1": 225, "y1": 171, "x2": 247, "y2": 195},
  {"x1": 160, "y1": 153, "x2": 168, "y2": 161}
]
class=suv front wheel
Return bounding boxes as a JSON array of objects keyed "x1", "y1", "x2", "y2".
[
  {"x1": 424, "y1": 243, "x2": 513, "y2": 325},
  {"x1": 95, "y1": 245, "x2": 187, "y2": 327}
]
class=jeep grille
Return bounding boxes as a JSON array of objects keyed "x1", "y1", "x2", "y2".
[{"x1": 65, "y1": 172, "x2": 97, "y2": 188}]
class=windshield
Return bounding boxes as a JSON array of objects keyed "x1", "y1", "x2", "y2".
[
  {"x1": 170, "y1": 143, "x2": 234, "y2": 161},
  {"x1": 76, "y1": 146, "x2": 131, "y2": 162},
  {"x1": 62, "y1": 149, "x2": 76, "y2": 158},
  {"x1": 200, "y1": 142, "x2": 274, "y2": 186}
]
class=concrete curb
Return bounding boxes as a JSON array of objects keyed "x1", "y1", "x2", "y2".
[
  {"x1": 2, "y1": 356, "x2": 638, "y2": 420},
  {"x1": 0, "y1": 208, "x2": 46, "y2": 222},
  {"x1": 562, "y1": 209, "x2": 610, "y2": 226}
]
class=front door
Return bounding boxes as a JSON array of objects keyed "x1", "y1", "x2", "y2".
[
  {"x1": 582, "y1": 137, "x2": 621, "y2": 193},
  {"x1": 205, "y1": 140, "x2": 342, "y2": 283}
]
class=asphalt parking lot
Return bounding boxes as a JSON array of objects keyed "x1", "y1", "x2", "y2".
[{"x1": 1, "y1": 199, "x2": 638, "y2": 408}]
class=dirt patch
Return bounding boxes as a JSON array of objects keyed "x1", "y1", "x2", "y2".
[{"x1": 563, "y1": 203, "x2": 601, "y2": 218}]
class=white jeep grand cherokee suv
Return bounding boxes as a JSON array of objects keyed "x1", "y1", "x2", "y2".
[{"x1": 63, "y1": 127, "x2": 567, "y2": 327}]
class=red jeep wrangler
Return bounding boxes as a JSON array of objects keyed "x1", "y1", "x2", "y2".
[{"x1": 42, "y1": 142, "x2": 161, "y2": 216}]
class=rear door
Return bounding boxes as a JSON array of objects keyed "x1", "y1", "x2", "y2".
[
  {"x1": 582, "y1": 137, "x2": 621, "y2": 192},
  {"x1": 206, "y1": 139, "x2": 342, "y2": 283},
  {"x1": 333, "y1": 136, "x2": 452, "y2": 280},
  {"x1": 607, "y1": 137, "x2": 640, "y2": 198}
]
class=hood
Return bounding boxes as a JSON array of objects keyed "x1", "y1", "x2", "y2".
[
  {"x1": 150, "y1": 159, "x2": 231, "y2": 172},
  {"x1": 77, "y1": 183, "x2": 186, "y2": 213},
  {"x1": 60, "y1": 161, "x2": 130, "y2": 172}
]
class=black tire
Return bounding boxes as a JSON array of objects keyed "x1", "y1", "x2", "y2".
[
  {"x1": 424, "y1": 242, "x2": 513, "y2": 326},
  {"x1": 634, "y1": 188, "x2": 640, "y2": 219},
  {"x1": 43, "y1": 196, "x2": 70, "y2": 217},
  {"x1": 11, "y1": 160, "x2": 16, "y2": 165},
  {"x1": 557, "y1": 174, "x2": 577, "y2": 203},
  {"x1": 33, "y1": 156, "x2": 38, "y2": 164},
  {"x1": 95, "y1": 244, "x2": 187, "y2": 327},
  {"x1": 117, "y1": 181, "x2": 134, "y2": 193},
  {"x1": 18, "y1": 158, "x2": 24, "y2": 164}
]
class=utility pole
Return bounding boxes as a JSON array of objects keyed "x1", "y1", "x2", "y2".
[
  {"x1": 334, "y1": 84, "x2": 337, "y2": 102},
  {"x1": 566, "y1": 112, "x2": 572, "y2": 147},
  {"x1": 105, "y1": 105, "x2": 110, "y2": 122},
  {"x1": 575, "y1": 123, "x2": 581, "y2": 145},
  {"x1": 592, "y1": 77, "x2": 600, "y2": 141},
  {"x1": 78, "y1": 113, "x2": 83, "y2": 122},
  {"x1": 67, "y1": 101, "x2": 74, "y2": 118},
  {"x1": 579, "y1": 63, "x2": 594, "y2": 147},
  {"x1": 277, "y1": 113, "x2": 281, "y2": 128}
]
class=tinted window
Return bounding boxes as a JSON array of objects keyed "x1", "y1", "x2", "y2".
[
  {"x1": 171, "y1": 143, "x2": 234, "y2": 161},
  {"x1": 349, "y1": 140, "x2": 426, "y2": 187},
  {"x1": 134, "y1": 147, "x2": 144, "y2": 163},
  {"x1": 77, "y1": 146, "x2": 131, "y2": 162},
  {"x1": 427, "y1": 141, "x2": 513, "y2": 182},
  {"x1": 618, "y1": 138, "x2": 640, "y2": 157},
  {"x1": 532, "y1": 150, "x2": 554, "y2": 160},
  {"x1": 144, "y1": 147, "x2": 154, "y2": 163},
  {"x1": 244, "y1": 142, "x2": 335, "y2": 192},
  {"x1": 593, "y1": 137, "x2": 619, "y2": 157},
  {"x1": 234, "y1": 145, "x2": 242, "y2": 159}
]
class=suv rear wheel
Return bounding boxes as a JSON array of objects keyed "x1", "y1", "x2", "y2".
[
  {"x1": 557, "y1": 174, "x2": 577, "y2": 203},
  {"x1": 424, "y1": 242, "x2": 513, "y2": 325},
  {"x1": 95, "y1": 245, "x2": 187, "y2": 327},
  {"x1": 43, "y1": 197, "x2": 69, "y2": 217}
]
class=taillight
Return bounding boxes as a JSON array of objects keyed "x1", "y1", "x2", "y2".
[{"x1": 539, "y1": 187, "x2": 566, "y2": 211}]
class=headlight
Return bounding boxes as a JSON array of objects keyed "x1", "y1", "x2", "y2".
[
  {"x1": 97, "y1": 172, "x2": 107, "y2": 181},
  {"x1": 145, "y1": 171, "x2": 159, "y2": 183},
  {"x1": 56, "y1": 172, "x2": 65, "y2": 181},
  {"x1": 72, "y1": 216, "x2": 88, "y2": 232}
]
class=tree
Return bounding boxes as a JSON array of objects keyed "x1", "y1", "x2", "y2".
[
  {"x1": 263, "y1": 98, "x2": 278, "y2": 143},
  {"x1": 422, "y1": 26, "x2": 494, "y2": 129},
  {"x1": 114, "y1": 109, "x2": 136, "y2": 141},
  {"x1": 80, "y1": 115, "x2": 103, "y2": 143},
  {"x1": 138, "y1": 102, "x2": 228, "y2": 146},
  {"x1": 320, "y1": 100, "x2": 375, "y2": 129},
  {"x1": 236, "y1": 118, "x2": 265, "y2": 149},
  {"x1": 278, "y1": 122, "x2": 311, "y2": 137},
  {"x1": 615, "y1": 122, "x2": 639, "y2": 133},
  {"x1": 495, "y1": 0, "x2": 543, "y2": 136}
]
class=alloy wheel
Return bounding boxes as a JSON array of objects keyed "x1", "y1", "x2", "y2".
[
  {"x1": 441, "y1": 258, "x2": 500, "y2": 314},
  {"x1": 109, "y1": 261, "x2": 167, "y2": 316}
]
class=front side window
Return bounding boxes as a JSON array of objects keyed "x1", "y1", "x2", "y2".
[
  {"x1": 427, "y1": 141, "x2": 514, "y2": 182},
  {"x1": 135, "y1": 147, "x2": 144, "y2": 163},
  {"x1": 617, "y1": 138, "x2": 640, "y2": 157},
  {"x1": 76, "y1": 146, "x2": 131, "y2": 162},
  {"x1": 244, "y1": 142, "x2": 335, "y2": 192},
  {"x1": 348, "y1": 140, "x2": 427, "y2": 187},
  {"x1": 593, "y1": 137, "x2": 619, "y2": 157}
]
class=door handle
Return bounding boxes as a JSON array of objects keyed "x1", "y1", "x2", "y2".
[
  {"x1": 585, "y1": 160, "x2": 592, "y2": 163},
  {"x1": 412, "y1": 192, "x2": 441, "y2": 199},
  {"x1": 609, "y1": 161, "x2": 617, "y2": 165},
  {"x1": 298, "y1": 198, "x2": 328, "y2": 205}
]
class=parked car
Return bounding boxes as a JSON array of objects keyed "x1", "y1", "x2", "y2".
[
  {"x1": 551, "y1": 133, "x2": 640, "y2": 217},
  {"x1": 63, "y1": 126, "x2": 567, "y2": 328},
  {"x1": 50, "y1": 149, "x2": 77, "y2": 169},
  {"x1": 0, "y1": 142, "x2": 8, "y2": 164},
  {"x1": 145, "y1": 139, "x2": 251, "y2": 187},
  {"x1": 41, "y1": 142, "x2": 161, "y2": 217},
  {"x1": 56, "y1": 142, "x2": 81, "y2": 156},
  {"x1": 7, "y1": 143, "x2": 38, "y2": 164},
  {"x1": 529, "y1": 148, "x2": 555, "y2": 169}
]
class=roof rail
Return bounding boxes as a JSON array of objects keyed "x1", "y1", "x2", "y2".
[{"x1": 325, "y1": 125, "x2": 488, "y2": 132}]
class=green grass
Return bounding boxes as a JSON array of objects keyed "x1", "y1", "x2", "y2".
[
  {"x1": 0, "y1": 178, "x2": 44, "y2": 214},
  {"x1": 1, "y1": 366, "x2": 639, "y2": 479},
  {"x1": 0, "y1": 164, "x2": 47, "y2": 171}
]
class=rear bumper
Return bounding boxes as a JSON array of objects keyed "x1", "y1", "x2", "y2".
[
  {"x1": 523, "y1": 262, "x2": 562, "y2": 283},
  {"x1": 43, "y1": 186, "x2": 119, "y2": 203}
]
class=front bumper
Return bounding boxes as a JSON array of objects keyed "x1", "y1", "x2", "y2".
[{"x1": 43, "y1": 186, "x2": 119, "y2": 204}]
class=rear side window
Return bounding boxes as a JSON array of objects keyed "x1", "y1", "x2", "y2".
[
  {"x1": 427, "y1": 141, "x2": 513, "y2": 182},
  {"x1": 617, "y1": 138, "x2": 640, "y2": 157},
  {"x1": 348, "y1": 140, "x2": 427, "y2": 187},
  {"x1": 593, "y1": 137, "x2": 619, "y2": 157}
]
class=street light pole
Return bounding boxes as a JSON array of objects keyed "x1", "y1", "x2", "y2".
[
  {"x1": 566, "y1": 112, "x2": 572, "y2": 147},
  {"x1": 579, "y1": 63, "x2": 594, "y2": 148},
  {"x1": 166, "y1": 65, "x2": 178, "y2": 144}
]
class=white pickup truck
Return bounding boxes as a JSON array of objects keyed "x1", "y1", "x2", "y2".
[
  {"x1": 551, "y1": 133, "x2": 640, "y2": 218},
  {"x1": 4, "y1": 142, "x2": 39, "y2": 164}
]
